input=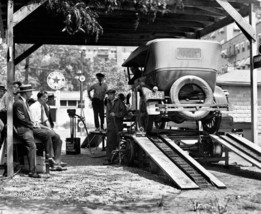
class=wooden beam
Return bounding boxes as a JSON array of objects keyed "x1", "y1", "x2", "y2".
[
  {"x1": 15, "y1": 43, "x2": 42, "y2": 65},
  {"x1": 7, "y1": 0, "x2": 14, "y2": 177},
  {"x1": 198, "y1": 6, "x2": 249, "y2": 38},
  {"x1": 216, "y1": 0, "x2": 256, "y2": 41},
  {"x1": 193, "y1": 6, "x2": 228, "y2": 16},
  {"x1": 13, "y1": 0, "x2": 47, "y2": 27},
  {"x1": 248, "y1": 3, "x2": 258, "y2": 144},
  {"x1": 0, "y1": 1, "x2": 4, "y2": 38}
]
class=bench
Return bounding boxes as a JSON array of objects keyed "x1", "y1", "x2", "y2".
[{"x1": 0, "y1": 131, "x2": 46, "y2": 173}]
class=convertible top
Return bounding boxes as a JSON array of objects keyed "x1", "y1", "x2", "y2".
[
  {"x1": 122, "y1": 38, "x2": 221, "y2": 73},
  {"x1": 122, "y1": 44, "x2": 148, "y2": 67}
]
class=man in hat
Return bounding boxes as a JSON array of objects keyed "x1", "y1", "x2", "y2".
[
  {"x1": 88, "y1": 73, "x2": 108, "y2": 131},
  {"x1": 13, "y1": 84, "x2": 53, "y2": 178},
  {"x1": 103, "y1": 89, "x2": 127, "y2": 165},
  {"x1": 1, "y1": 81, "x2": 21, "y2": 111}
]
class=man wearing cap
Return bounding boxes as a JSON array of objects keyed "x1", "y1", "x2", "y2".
[
  {"x1": 13, "y1": 84, "x2": 53, "y2": 178},
  {"x1": 88, "y1": 73, "x2": 108, "y2": 131},
  {"x1": 103, "y1": 89, "x2": 127, "y2": 165}
]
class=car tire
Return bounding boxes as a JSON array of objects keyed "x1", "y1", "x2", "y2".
[{"x1": 170, "y1": 75, "x2": 213, "y2": 120}]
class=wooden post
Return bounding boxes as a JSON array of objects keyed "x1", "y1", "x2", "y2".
[
  {"x1": 7, "y1": 0, "x2": 14, "y2": 176},
  {"x1": 249, "y1": 3, "x2": 258, "y2": 144}
]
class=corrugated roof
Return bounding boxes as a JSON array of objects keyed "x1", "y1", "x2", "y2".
[{"x1": 217, "y1": 69, "x2": 261, "y2": 86}]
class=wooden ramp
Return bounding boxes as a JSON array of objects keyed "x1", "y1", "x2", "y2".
[
  {"x1": 132, "y1": 135, "x2": 199, "y2": 190},
  {"x1": 210, "y1": 134, "x2": 261, "y2": 169},
  {"x1": 161, "y1": 135, "x2": 226, "y2": 189}
]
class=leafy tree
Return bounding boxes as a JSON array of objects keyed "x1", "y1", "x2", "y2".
[
  {"x1": 13, "y1": 44, "x2": 128, "y2": 93},
  {"x1": 31, "y1": 0, "x2": 184, "y2": 42},
  {"x1": 86, "y1": 56, "x2": 128, "y2": 93}
]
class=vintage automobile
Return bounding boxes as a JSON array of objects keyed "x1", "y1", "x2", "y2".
[{"x1": 122, "y1": 38, "x2": 229, "y2": 133}]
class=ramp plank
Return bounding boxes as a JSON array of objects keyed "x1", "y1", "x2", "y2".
[
  {"x1": 227, "y1": 134, "x2": 261, "y2": 154},
  {"x1": 210, "y1": 135, "x2": 261, "y2": 169},
  {"x1": 132, "y1": 135, "x2": 199, "y2": 190},
  {"x1": 161, "y1": 135, "x2": 226, "y2": 189}
]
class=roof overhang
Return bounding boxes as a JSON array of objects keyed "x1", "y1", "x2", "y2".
[{"x1": 0, "y1": 0, "x2": 259, "y2": 46}]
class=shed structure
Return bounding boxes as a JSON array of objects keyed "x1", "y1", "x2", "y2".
[{"x1": 0, "y1": 0, "x2": 259, "y2": 176}]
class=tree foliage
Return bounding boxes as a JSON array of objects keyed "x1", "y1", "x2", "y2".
[
  {"x1": 12, "y1": 44, "x2": 128, "y2": 93},
  {"x1": 32, "y1": 0, "x2": 184, "y2": 41}
]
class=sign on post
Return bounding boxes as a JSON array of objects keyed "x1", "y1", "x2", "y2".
[
  {"x1": 253, "y1": 44, "x2": 261, "y2": 69},
  {"x1": 253, "y1": 55, "x2": 261, "y2": 69}
]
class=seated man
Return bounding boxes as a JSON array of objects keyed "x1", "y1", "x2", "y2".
[
  {"x1": 0, "y1": 81, "x2": 22, "y2": 148},
  {"x1": 30, "y1": 91, "x2": 66, "y2": 170},
  {"x1": 13, "y1": 84, "x2": 53, "y2": 178}
]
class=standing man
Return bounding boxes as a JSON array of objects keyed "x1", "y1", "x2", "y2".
[
  {"x1": 13, "y1": 84, "x2": 53, "y2": 178},
  {"x1": 88, "y1": 73, "x2": 108, "y2": 131},
  {"x1": 103, "y1": 89, "x2": 127, "y2": 165}
]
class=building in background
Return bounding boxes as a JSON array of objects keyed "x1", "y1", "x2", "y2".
[
  {"x1": 202, "y1": 6, "x2": 261, "y2": 73},
  {"x1": 83, "y1": 45, "x2": 135, "y2": 66}
]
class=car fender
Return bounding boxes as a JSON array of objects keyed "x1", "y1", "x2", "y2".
[{"x1": 213, "y1": 86, "x2": 229, "y2": 105}]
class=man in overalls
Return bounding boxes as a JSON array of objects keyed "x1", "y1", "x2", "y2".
[{"x1": 103, "y1": 89, "x2": 127, "y2": 165}]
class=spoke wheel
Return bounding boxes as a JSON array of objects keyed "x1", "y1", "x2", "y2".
[
  {"x1": 120, "y1": 138, "x2": 135, "y2": 166},
  {"x1": 202, "y1": 112, "x2": 222, "y2": 134},
  {"x1": 111, "y1": 138, "x2": 135, "y2": 166},
  {"x1": 155, "y1": 121, "x2": 166, "y2": 129}
]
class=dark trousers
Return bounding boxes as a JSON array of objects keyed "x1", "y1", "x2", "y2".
[
  {"x1": 48, "y1": 129, "x2": 62, "y2": 164},
  {"x1": 92, "y1": 98, "x2": 104, "y2": 129},
  {"x1": 16, "y1": 127, "x2": 52, "y2": 173},
  {"x1": 106, "y1": 130, "x2": 118, "y2": 160}
]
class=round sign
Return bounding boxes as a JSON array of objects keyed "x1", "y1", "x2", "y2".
[
  {"x1": 78, "y1": 121, "x2": 84, "y2": 129},
  {"x1": 47, "y1": 71, "x2": 66, "y2": 90},
  {"x1": 79, "y1": 75, "x2": 85, "y2": 82}
]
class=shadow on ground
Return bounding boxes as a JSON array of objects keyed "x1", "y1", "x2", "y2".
[{"x1": 203, "y1": 163, "x2": 261, "y2": 181}]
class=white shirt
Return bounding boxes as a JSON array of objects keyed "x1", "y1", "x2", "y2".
[{"x1": 29, "y1": 101, "x2": 48, "y2": 125}]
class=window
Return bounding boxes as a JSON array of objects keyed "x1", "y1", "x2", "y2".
[
  {"x1": 241, "y1": 42, "x2": 245, "y2": 52},
  {"x1": 60, "y1": 100, "x2": 79, "y2": 107},
  {"x1": 60, "y1": 100, "x2": 67, "y2": 106},
  {"x1": 246, "y1": 40, "x2": 250, "y2": 50},
  {"x1": 235, "y1": 44, "x2": 240, "y2": 54},
  {"x1": 68, "y1": 100, "x2": 77, "y2": 106}
]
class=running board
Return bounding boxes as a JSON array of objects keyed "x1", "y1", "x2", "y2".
[
  {"x1": 160, "y1": 135, "x2": 226, "y2": 189},
  {"x1": 131, "y1": 135, "x2": 199, "y2": 190},
  {"x1": 210, "y1": 134, "x2": 261, "y2": 169}
]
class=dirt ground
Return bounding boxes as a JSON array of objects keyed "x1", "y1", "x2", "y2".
[{"x1": 1, "y1": 131, "x2": 261, "y2": 214}]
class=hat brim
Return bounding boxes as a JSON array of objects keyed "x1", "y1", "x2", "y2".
[
  {"x1": 106, "y1": 90, "x2": 116, "y2": 94},
  {"x1": 96, "y1": 73, "x2": 105, "y2": 78},
  {"x1": 13, "y1": 81, "x2": 22, "y2": 86},
  {"x1": 19, "y1": 89, "x2": 34, "y2": 92}
]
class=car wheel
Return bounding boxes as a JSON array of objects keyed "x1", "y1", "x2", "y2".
[
  {"x1": 201, "y1": 111, "x2": 222, "y2": 134},
  {"x1": 155, "y1": 121, "x2": 166, "y2": 129},
  {"x1": 170, "y1": 75, "x2": 213, "y2": 120}
]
